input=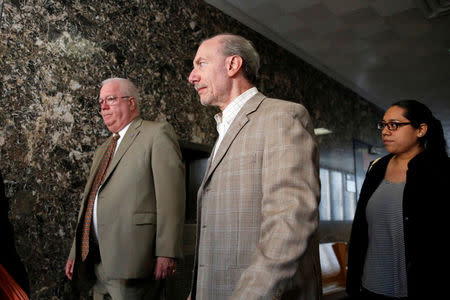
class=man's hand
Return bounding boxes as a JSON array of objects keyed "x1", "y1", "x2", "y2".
[
  {"x1": 65, "y1": 259, "x2": 74, "y2": 280},
  {"x1": 154, "y1": 257, "x2": 177, "y2": 280}
]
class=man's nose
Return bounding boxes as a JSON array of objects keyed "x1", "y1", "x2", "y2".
[
  {"x1": 188, "y1": 69, "x2": 198, "y2": 84},
  {"x1": 100, "y1": 101, "x2": 110, "y2": 110}
]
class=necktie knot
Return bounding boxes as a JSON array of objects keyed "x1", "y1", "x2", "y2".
[{"x1": 113, "y1": 133, "x2": 120, "y2": 141}]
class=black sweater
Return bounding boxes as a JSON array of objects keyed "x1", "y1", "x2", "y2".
[{"x1": 346, "y1": 151, "x2": 450, "y2": 298}]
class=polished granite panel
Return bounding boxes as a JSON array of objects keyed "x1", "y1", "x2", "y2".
[{"x1": 0, "y1": 0, "x2": 382, "y2": 298}]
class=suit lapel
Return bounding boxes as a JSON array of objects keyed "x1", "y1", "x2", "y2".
[
  {"x1": 103, "y1": 117, "x2": 142, "y2": 183},
  {"x1": 197, "y1": 141, "x2": 217, "y2": 196},
  {"x1": 202, "y1": 93, "x2": 266, "y2": 185},
  {"x1": 82, "y1": 141, "x2": 109, "y2": 201}
]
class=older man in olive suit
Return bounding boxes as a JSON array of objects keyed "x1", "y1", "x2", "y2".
[
  {"x1": 65, "y1": 78, "x2": 185, "y2": 300},
  {"x1": 188, "y1": 34, "x2": 321, "y2": 300}
]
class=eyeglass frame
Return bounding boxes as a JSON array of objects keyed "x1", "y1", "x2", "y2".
[
  {"x1": 98, "y1": 96, "x2": 132, "y2": 106},
  {"x1": 377, "y1": 121, "x2": 412, "y2": 131}
]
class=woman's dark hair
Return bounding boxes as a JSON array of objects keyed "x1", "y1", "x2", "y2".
[{"x1": 391, "y1": 99, "x2": 448, "y2": 157}]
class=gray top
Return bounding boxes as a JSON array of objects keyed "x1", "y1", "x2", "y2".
[{"x1": 362, "y1": 179, "x2": 408, "y2": 297}]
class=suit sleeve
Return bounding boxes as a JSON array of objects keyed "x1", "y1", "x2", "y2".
[
  {"x1": 232, "y1": 104, "x2": 320, "y2": 298},
  {"x1": 151, "y1": 123, "x2": 186, "y2": 259}
]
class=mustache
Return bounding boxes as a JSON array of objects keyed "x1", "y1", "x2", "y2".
[{"x1": 194, "y1": 84, "x2": 206, "y2": 91}]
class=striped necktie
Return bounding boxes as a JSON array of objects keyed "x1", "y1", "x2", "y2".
[{"x1": 80, "y1": 133, "x2": 120, "y2": 261}]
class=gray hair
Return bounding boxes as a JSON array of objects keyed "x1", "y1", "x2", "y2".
[
  {"x1": 206, "y1": 34, "x2": 260, "y2": 84},
  {"x1": 101, "y1": 77, "x2": 140, "y2": 108}
]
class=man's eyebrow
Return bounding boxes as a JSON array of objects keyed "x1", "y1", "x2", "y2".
[{"x1": 194, "y1": 56, "x2": 205, "y2": 64}]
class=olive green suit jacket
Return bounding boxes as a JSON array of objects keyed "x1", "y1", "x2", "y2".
[{"x1": 69, "y1": 117, "x2": 185, "y2": 281}]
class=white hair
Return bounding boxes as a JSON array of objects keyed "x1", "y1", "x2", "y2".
[{"x1": 101, "y1": 77, "x2": 140, "y2": 108}]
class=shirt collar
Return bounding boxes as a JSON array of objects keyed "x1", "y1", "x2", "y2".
[
  {"x1": 115, "y1": 122, "x2": 132, "y2": 147},
  {"x1": 214, "y1": 87, "x2": 258, "y2": 127}
]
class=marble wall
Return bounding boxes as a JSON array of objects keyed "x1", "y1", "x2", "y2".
[{"x1": 0, "y1": 0, "x2": 383, "y2": 298}]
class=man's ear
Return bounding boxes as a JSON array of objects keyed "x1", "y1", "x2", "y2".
[
  {"x1": 128, "y1": 96, "x2": 138, "y2": 111},
  {"x1": 226, "y1": 55, "x2": 243, "y2": 77}
]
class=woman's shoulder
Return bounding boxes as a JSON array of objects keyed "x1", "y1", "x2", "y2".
[
  {"x1": 410, "y1": 151, "x2": 450, "y2": 174},
  {"x1": 368, "y1": 154, "x2": 392, "y2": 172},
  {"x1": 436, "y1": 155, "x2": 450, "y2": 172}
]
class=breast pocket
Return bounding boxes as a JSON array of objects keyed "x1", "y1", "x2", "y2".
[
  {"x1": 133, "y1": 212, "x2": 156, "y2": 225},
  {"x1": 224, "y1": 153, "x2": 259, "y2": 172}
]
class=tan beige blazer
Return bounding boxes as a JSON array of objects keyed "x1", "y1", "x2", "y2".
[
  {"x1": 69, "y1": 117, "x2": 185, "y2": 280},
  {"x1": 194, "y1": 93, "x2": 322, "y2": 300}
]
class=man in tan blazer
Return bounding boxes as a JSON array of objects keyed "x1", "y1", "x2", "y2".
[
  {"x1": 188, "y1": 34, "x2": 321, "y2": 299},
  {"x1": 65, "y1": 78, "x2": 185, "y2": 299}
]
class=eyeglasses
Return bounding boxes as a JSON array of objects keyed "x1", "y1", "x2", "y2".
[
  {"x1": 98, "y1": 96, "x2": 131, "y2": 106},
  {"x1": 377, "y1": 121, "x2": 412, "y2": 131}
]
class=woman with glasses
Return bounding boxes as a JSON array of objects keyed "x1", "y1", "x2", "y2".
[{"x1": 346, "y1": 100, "x2": 449, "y2": 299}]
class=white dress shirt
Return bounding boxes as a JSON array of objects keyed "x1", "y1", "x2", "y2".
[
  {"x1": 93, "y1": 122, "x2": 131, "y2": 240},
  {"x1": 212, "y1": 87, "x2": 258, "y2": 159}
]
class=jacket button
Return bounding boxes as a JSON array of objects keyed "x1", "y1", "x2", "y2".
[{"x1": 404, "y1": 217, "x2": 409, "y2": 221}]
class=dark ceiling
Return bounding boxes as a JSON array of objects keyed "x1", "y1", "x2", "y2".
[{"x1": 206, "y1": 0, "x2": 450, "y2": 143}]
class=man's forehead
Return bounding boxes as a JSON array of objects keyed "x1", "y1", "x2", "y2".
[
  {"x1": 100, "y1": 81, "x2": 123, "y2": 94},
  {"x1": 194, "y1": 40, "x2": 223, "y2": 61}
]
